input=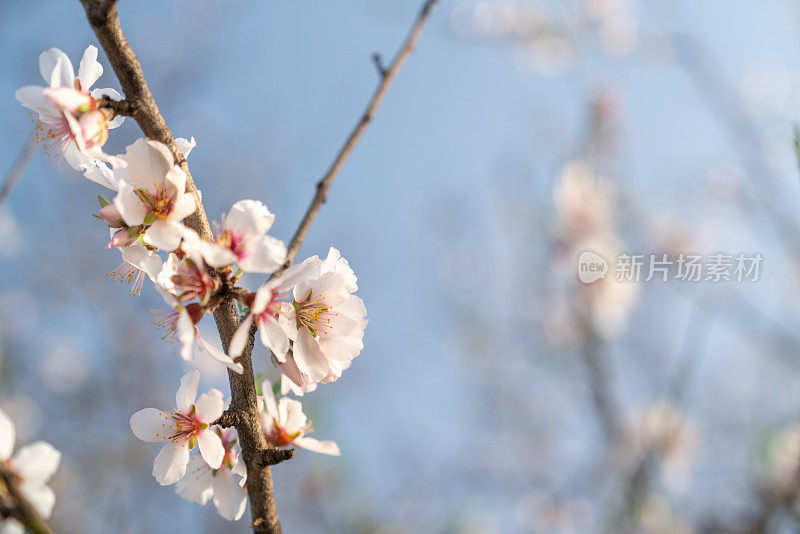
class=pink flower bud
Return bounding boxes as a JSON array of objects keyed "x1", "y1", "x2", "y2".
[
  {"x1": 107, "y1": 228, "x2": 135, "y2": 249},
  {"x1": 98, "y1": 205, "x2": 124, "y2": 227}
]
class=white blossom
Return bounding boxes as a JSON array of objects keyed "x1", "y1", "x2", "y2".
[
  {"x1": 259, "y1": 380, "x2": 340, "y2": 456},
  {"x1": 15, "y1": 46, "x2": 124, "y2": 186},
  {"x1": 0, "y1": 409, "x2": 61, "y2": 524},
  {"x1": 129, "y1": 371, "x2": 225, "y2": 485}
]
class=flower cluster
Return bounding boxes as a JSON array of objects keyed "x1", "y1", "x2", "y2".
[
  {"x1": 0, "y1": 409, "x2": 61, "y2": 533},
  {"x1": 17, "y1": 46, "x2": 367, "y2": 522}
]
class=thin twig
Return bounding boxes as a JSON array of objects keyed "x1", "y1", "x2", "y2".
[
  {"x1": 0, "y1": 131, "x2": 38, "y2": 210},
  {"x1": 0, "y1": 464, "x2": 52, "y2": 534},
  {"x1": 277, "y1": 0, "x2": 439, "y2": 274}
]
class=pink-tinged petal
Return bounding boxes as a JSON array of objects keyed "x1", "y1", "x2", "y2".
[
  {"x1": 175, "y1": 455, "x2": 213, "y2": 504},
  {"x1": 211, "y1": 466, "x2": 247, "y2": 520},
  {"x1": 168, "y1": 192, "x2": 197, "y2": 222},
  {"x1": 153, "y1": 441, "x2": 190, "y2": 485},
  {"x1": 113, "y1": 179, "x2": 148, "y2": 226},
  {"x1": 224, "y1": 200, "x2": 275, "y2": 238},
  {"x1": 130, "y1": 409, "x2": 172, "y2": 443},
  {"x1": 280, "y1": 374, "x2": 316, "y2": 397},
  {"x1": 11, "y1": 442, "x2": 61, "y2": 486},
  {"x1": 293, "y1": 437, "x2": 341, "y2": 456},
  {"x1": 260, "y1": 317, "x2": 289, "y2": 358},
  {"x1": 144, "y1": 221, "x2": 183, "y2": 252},
  {"x1": 337, "y1": 295, "x2": 367, "y2": 326},
  {"x1": 77, "y1": 45, "x2": 103, "y2": 89},
  {"x1": 123, "y1": 138, "x2": 172, "y2": 191},
  {"x1": 260, "y1": 379, "x2": 279, "y2": 421},
  {"x1": 251, "y1": 281, "x2": 278, "y2": 314},
  {"x1": 39, "y1": 48, "x2": 73, "y2": 88},
  {"x1": 15, "y1": 86, "x2": 54, "y2": 116},
  {"x1": 320, "y1": 247, "x2": 358, "y2": 292},
  {"x1": 176, "y1": 370, "x2": 200, "y2": 413},
  {"x1": 0, "y1": 409, "x2": 15, "y2": 461},
  {"x1": 108, "y1": 230, "x2": 131, "y2": 250},
  {"x1": 275, "y1": 355, "x2": 305, "y2": 388},
  {"x1": 237, "y1": 235, "x2": 287, "y2": 274},
  {"x1": 20, "y1": 483, "x2": 56, "y2": 519},
  {"x1": 292, "y1": 327, "x2": 330, "y2": 384},
  {"x1": 197, "y1": 429, "x2": 224, "y2": 469},
  {"x1": 195, "y1": 389, "x2": 224, "y2": 424},
  {"x1": 42, "y1": 87, "x2": 91, "y2": 114},
  {"x1": 229, "y1": 314, "x2": 254, "y2": 359},
  {"x1": 196, "y1": 336, "x2": 244, "y2": 374}
]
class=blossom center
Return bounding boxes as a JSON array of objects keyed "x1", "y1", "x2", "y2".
[
  {"x1": 293, "y1": 293, "x2": 335, "y2": 337},
  {"x1": 135, "y1": 188, "x2": 176, "y2": 220}
]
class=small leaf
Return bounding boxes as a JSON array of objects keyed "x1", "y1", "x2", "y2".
[
  {"x1": 142, "y1": 212, "x2": 157, "y2": 225},
  {"x1": 97, "y1": 195, "x2": 111, "y2": 207}
]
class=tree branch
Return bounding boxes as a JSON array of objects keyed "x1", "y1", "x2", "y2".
[
  {"x1": 277, "y1": 0, "x2": 439, "y2": 274},
  {"x1": 79, "y1": 1, "x2": 437, "y2": 532},
  {"x1": 78, "y1": 2, "x2": 279, "y2": 532},
  {"x1": 0, "y1": 463, "x2": 52, "y2": 534}
]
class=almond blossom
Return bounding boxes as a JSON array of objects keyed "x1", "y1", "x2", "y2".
[
  {"x1": 151, "y1": 285, "x2": 243, "y2": 374},
  {"x1": 129, "y1": 371, "x2": 225, "y2": 485},
  {"x1": 278, "y1": 248, "x2": 367, "y2": 388},
  {"x1": 0, "y1": 409, "x2": 61, "y2": 530},
  {"x1": 200, "y1": 200, "x2": 287, "y2": 274},
  {"x1": 15, "y1": 46, "x2": 123, "y2": 186},
  {"x1": 229, "y1": 248, "x2": 365, "y2": 389},
  {"x1": 259, "y1": 380, "x2": 340, "y2": 456},
  {"x1": 112, "y1": 138, "x2": 197, "y2": 252},
  {"x1": 175, "y1": 428, "x2": 247, "y2": 521}
]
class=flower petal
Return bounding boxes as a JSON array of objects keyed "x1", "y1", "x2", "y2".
[
  {"x1": 113, "y1": 179, "x2": 148, "y2": 226},
  {"x1": 0, "y1": 409, "x2": 15, "y2": 461},
  {"x1": 19, "y1": 483, "x2": 56, "y2": 519},
  {"x1": 144, "y1": 221, "x2": 183, "y2": 252},
  {"x1": 12, "y1": 442, "x2": 61, "y2": 486},
  {"x1": 195, "y1": 389, "x2": 224, "y2": 424},
  {"x1": 237, "y1": 235, "x2": 287, "y2": 274},
  {"x1": 292, "y1": 327, "x2": 330, "y2": 384},
  {"x1": 130, "y1": 408, "x2": 172, "y2": 443},
  {"x1": 211, "y1": 466, "x2": 247, "y2": 521},
  {"x1": 176, "y1": 370, "x2": 200, "y2": 413},
  {"x1": 153, "y1": 441, "x2": 190, "y2": 485},
  {"x1": 228, "y1": 314, "x2": 254, "y2": 360},
  {"x1": 293, "y1": 437, "x2": 341, "y2": 456},
  {"x1": 39, "y1": 48, "x2": 73, "y2": 87},
  {"x1": 196, "y1": 336, "x2": 244, "y2": 374},
  {"x1": 175, "y1": 455, "x2": 213, "y2": 504},
  {"x1": 77, "y1": 46, "x2": 103, "y2": 89},
  {"x1": 197, "y1": 429, "x2": 224, "y2": 469}
]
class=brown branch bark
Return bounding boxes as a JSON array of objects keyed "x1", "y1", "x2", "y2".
[
  {"x1": 78, "y1": 3, "x2": 278, "y2": 532},
  {"x1": 79, "y1": 1, "x2": 437, "y2": 532},
  {"x1": 0, "y1": 463, "x2": 52, "y2": 534}
]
